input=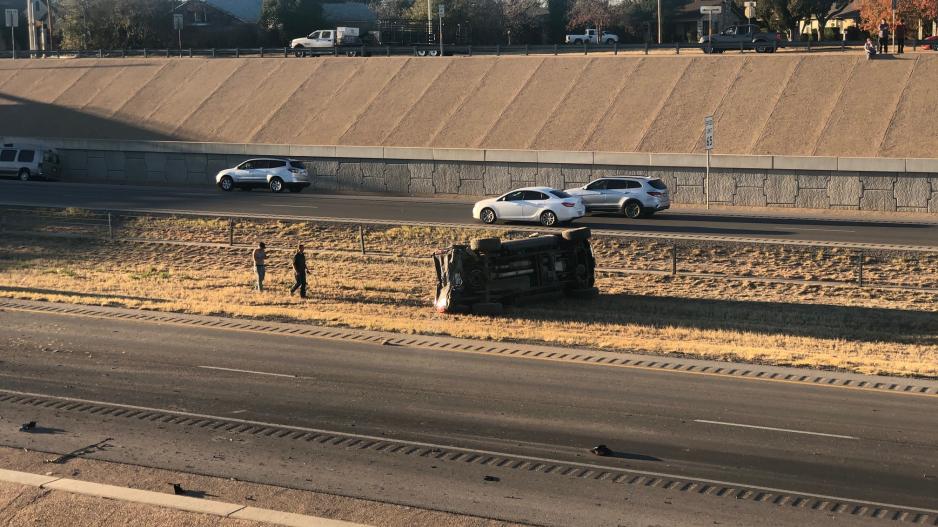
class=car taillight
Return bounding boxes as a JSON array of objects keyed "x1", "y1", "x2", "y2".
[
  {"x1": 647, "y1": 191, "x2": 663, "y2": 197},
  {"x1": 561, "y1": 201, "x2": 576, "y2": 208}
]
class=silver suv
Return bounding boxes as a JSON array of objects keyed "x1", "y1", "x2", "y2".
[
  {"x1": 565, "y1": 176, "x2": 670, "y2": 218},
  {"x1": 216, "y1": 158, "x2": 310, "y2": 193}
]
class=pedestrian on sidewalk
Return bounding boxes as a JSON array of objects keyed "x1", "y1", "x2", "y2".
[
  {"x1": 895, "y1": 19, "x2": 907, "y2": 54},
  {"x1": 864, "y1": 38, "x2": 877, "y2": 59},
  {"x1": 290, "y1": 244, "x2": 310, "y2": 299},
  {"x1": 878, "y1": 19, "x2": 890, "y2": 53},
  {"x1": 252, "y1": 242, "x2": 266, "y2": 291}
]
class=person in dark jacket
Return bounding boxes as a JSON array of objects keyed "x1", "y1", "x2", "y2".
[
  {"x1": 290, "y1": 244, "x2": 310, "y2": 298},
  {"x1": 878, "y1": 19, "x2": 890, "y2": 53},
  {"x1": 895, "y1": 19, "x2": 907, "y2": 53}
]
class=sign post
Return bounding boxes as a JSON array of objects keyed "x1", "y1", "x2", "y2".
[
  {"x1": 704, "y1": 115, "x2": 714, "y2": 210},
  {"x1": 173, "y1": 13, "x2": 183, "y2": 49},
  {"x1": 4, "y1": 9, "x2": 17, "y2": 60},
  {"x1": 743, "y1": 1, "x2": 756, "y2": 26},
  {"x1": 700, "y1": 5, "x2": 722, "y2": 46},
  {"x1": 438, "y1": 4, "x2": 444, "y2": 57}
]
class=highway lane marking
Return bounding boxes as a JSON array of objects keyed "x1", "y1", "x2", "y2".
[
  {"x1": 694, "y1": 419, "x2": 859, "y2": 440},
  {"x1": 2, "y1": 386, "x2": 937, "y2": 518},
  {"x1": 794, "y1": 227, "x2": 856, "y2": 233},
  {"x1": 2, "y1": 302, "x2": 937, "y2": 401},
  {"x1": 267, "y1": 204, "x2": 319, "y2": 209},
  {"x1": 197, "y1": 366, "x2": 297, "y2": 378}
]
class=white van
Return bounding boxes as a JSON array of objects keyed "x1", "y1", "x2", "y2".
[{"x1": 0, "y1": 144, "x2": 62, "y2": 181}]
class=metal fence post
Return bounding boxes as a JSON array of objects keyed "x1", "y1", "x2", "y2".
[
  {"x1": 188, "y1": 48, "x2": 192, "y2": 58},
  {"x1": 496, "y1": 44, "x2": 500, "y2": 56},
  {"x1": 856, "y1": 250, "x2": 864, "y2": 287},
  {"x1": 676, "y1": 42, "x2": 680, "y2": 54},
  {"x1": 143, "y1": 48, "x2": 148, "y2": 58},
  {"x1": 644, "y1": 41, "x2": 649, "y2": 54},
  {"x1": 107, "y1": 212, "x2": 114, "y2": 240},
  {"x1": 359, "y1": 225, "x2": 366, "y2": 254},
  {"x1": 807, "y1": 39, "x2": 811, "y2": 52},
  {"x1": 468, "y1": 45, "x2": 472, "y2": 56},
  {"x1": 284, "y1": 46, "x2": 288, "y2": 57},
  {"x1": 98, "y1": 49, "x2": 103, "y2": 58},
  {"x1": 614, "y1": 42, "x2": 618, "y2": 55},
  {"x1": 228, "y1": 218, "x2": 235, "y2": 246},
  {"x1": 236, "y1": 48, "x2": 241, "y2": 58},
  {"x1": 583, "y1": 41, "x2": 587, "y2": 55},
  {"x1": 386, "y1": 45, "x2": 391, "y2": 57},
  {"x1": 165, "y1": 48, "x2": 170, "y2": 58},
  {"x1": 211, "y1": 48, "x2": 216, "y2": 57},
  {"x1": 525, "y1": 44, "x2": 529, "y2": 56},
  {"x1": 671, "y1": 244, "x2": 677, "y2": 275}
]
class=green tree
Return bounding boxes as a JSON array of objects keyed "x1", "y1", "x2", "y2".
[
  {"x1": 261, "y1": 0, "x2": 324, "y2": 42},
  {"x1": 547, "y1": 0, "x2": 569, "y2": 42},
  {"x1": 790, "y1": 0, "x2": 849, "y2": 39},
  {"x1": 755, "y1": 0, "x2": 806, "y2": 39},
  {"x1": 59, "y1": 0, "x2": 173, "y2": 49}
]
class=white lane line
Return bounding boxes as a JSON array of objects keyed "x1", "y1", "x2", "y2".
[
  {"x1": 198, "y1": 366, "x2": 296, "y2": 378},
  {"x1": 694, "y1": 419, "x2": 858, "y2": 440},
  {"x1": 2, "y1": 387, "x2": 935, "y2": 517},
  {"x1": 268, "y1": 204, "x2": 318, "y2": 209},
  {"x1": 795, "y1": 227, "x2": 857, "y2": 233}
]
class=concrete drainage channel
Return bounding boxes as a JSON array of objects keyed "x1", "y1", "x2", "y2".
[
  {"x1": 0, "y1": 298, "x2": 936, "y2": 397},
  {"x1": 0, "y1": 388, "x2": 936, "y2": 525}
]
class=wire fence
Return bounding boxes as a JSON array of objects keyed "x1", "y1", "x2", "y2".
[
  {"x1": 2, "y1": 206, "x2": 936, "y2": 292},
  {"x1": 1, "y1": 38, "x2": 917, "y2": 60}
]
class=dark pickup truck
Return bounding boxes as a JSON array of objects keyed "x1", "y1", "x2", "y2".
[
  {"x1": 433, "y1": 228, "x2": 597, "y2": 315},
  {"x1": 699, "y1": 24, "x2": 784, "y2": 53}
]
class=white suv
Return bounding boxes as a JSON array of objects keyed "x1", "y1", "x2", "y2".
[
  {"x1": 565, "y1": 176, "x2": 670, "y2": 218},
  {"x1": 216, "y1": 158, "x2": 310, "y2": 193},
  {"x1": 0, "y1": 143, "x2": 61, "y2": 181}
]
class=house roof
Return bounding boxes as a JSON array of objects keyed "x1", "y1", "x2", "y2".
[
  {"x1": 322, "y1": 2, "x2": 378, "y2": 24},
  {"x1": 179, "y1": 0, "x2": 263, "y2": 23}
]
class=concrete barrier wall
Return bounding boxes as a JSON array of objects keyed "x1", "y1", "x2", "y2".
[{"x1": 9, "y1": 138, "x2": 937, "y2": 212}]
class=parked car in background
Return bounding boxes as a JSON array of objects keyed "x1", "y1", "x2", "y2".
[
  {"x1": 920, "y1": 35, "x2": 938, "y2": 50},
  {"x1": 0, "y1": 143, "x2": 61, "y2": 181},
  {"x1": 473, "y1": 187, "x2": 586, "y2": 227},
  {"x1": 565, "y1": 29, "x2": 620, "y2": 44},
  {"x1": 216, "y1": 158, "x2": 310, "y2": 193},
  {"x1": 699, "y1": 24, "x2": 784, "y2": 52},
  {"x1": 291, "y1": 27, "x2": 377, "y2": 56},
  {"x1": 565, "y1": 176, "x2": 669, "y2": 218}
]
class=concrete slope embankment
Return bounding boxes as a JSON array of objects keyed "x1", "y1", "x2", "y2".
[{"x1": 0, "y1": 54, "x2": 935, "y2": 158}]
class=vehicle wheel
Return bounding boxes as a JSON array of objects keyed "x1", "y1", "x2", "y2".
[
  {"x1": 416, "y1": 49, "x2": 428, "y2": 57},
  {"x1": 622, "y1": 201, "x2": 642, "y2": 219},
  {"x1": 470, "y1": 237, "x2": 502, "y2": 252},
  {"x1": 269, "y1": 177, "x2": 284, "y2": 193},
  {"x1": 561, "y1": 227, "x2": 591, "y2": 242},
  {"x1": 565, "y1": 286, "x2": 599, "y2": 299},
  {"x1": 539, "y1": 210, "x2": 559, "y2": 227},
  {"x1": 288, "y1": 187, "x2": 303, "y2": 193},
  {"x1": 479, "y1": 207, "x2": 497, "y2": 225},
  {"x1": 429, "y1": 49, "x2": 440, "y2": 56},
  {"x1": 219, "y1": 175, "x2": 234, "y2": 191},
  {"x1": 346, "y1": 50, "x2": 358, "y2": 57},
  {"x1": 471, "y1": 302, "x2": 504, "y2": 316},
  {"x1": 293, "y1": 46, "x2": 305, "y2": 58},
  {"x1": 17, "y1": 169, "x2": 30, "y2": 182},
  {"x1": 604, "y1": 39, "x2": 614, "y2": 44}
]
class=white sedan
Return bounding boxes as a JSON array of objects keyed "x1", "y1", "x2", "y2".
[{"x1": 473, "y1": 187, "x2": 586, "y2": 227}]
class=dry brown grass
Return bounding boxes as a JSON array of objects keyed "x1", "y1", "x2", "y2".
[{"x1": 1, "y1": 233, "x2": 936, "y2": 379}]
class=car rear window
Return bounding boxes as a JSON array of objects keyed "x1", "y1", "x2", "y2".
[
  {"x1": 0, "y1": 150, "x2": 14, "y2": 162},
  {"x1": 17, "y1": 150, "x2": 35, "y2": 163},
  {"x1": 267, "y1": 160, "x2": 286, "y2": 168},
  {"x1": 289, "y1": 161, "x2": 306, "y2": 169},
  {"x1": 549, "y1": 190, "x2": 572, "y2": 199},
  {"x1": 648, "y1": 178, "x2": 667, "y2": 190}
]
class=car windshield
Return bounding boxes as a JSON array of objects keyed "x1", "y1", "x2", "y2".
[
  {"x1": 549, "y1": 190, "x2": 572, "y2": 199},
  {"x1": 648, "y1": 179, "x2": 667, "y2": 190}
]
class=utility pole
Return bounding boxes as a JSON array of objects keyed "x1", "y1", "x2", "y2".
[
  {"x1": 438, "y1": 3, "x2": 444, "y2": 56},
  {"x1": 657, "y1": 0, "x2": 663, "y2": 44},
  {"x1": 427, "y1": 0, "x2": 432, "y2": 45},
  {"x1": 44, "y1": 0, "x2": 52, "y2": 50},
  {"x1": 26, "y1": 0, "x2": 36, "y2": 55}
]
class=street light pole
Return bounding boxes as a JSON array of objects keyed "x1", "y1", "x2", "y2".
[{"x1": 657, "y1": 0, "x2": 663, "y2": 44}]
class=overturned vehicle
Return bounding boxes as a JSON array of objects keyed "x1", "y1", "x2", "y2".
[{"x1": 433, "y1": 228, "x2": 597, "y2": 315}]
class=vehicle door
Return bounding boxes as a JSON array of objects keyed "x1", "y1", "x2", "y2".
[
  {"x1": 0, "y1": 148, "x2": 16, "y2": 175},
  {"x1": 586, "y1": 29, "x2": 597, "y2": 43},
  {"x1": 717, "y1": 26, "x2": 737, "y2": 47},
  {"x1": 265, "y1": 159, "x2": 286, "y2": 182},
  {"x1": 234, "y1": 160, "x2": 259, "y2": 184},
  {"x1": 521, "y1": 190, "x2": 550, "y2": 218},
  {"x1": 495, "y1": 190, "x2": 526, "y2": 220},
  {"x1": 577, "y1": 180, "x2": 607, "y2": 209},
  {"x1": 603, "y1": 179, "x2": 632, "y2": 207},
  {"x1": 320, "y1": 30, "x2": 334, "y2": 46}
]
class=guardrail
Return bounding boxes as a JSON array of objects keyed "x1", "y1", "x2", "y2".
[
  {"x1": 1, "y1": 206, "x2": 935, "y2": 292},
  {"x1": 1, "y1": 39, "x2": 910, "y2": 60}
]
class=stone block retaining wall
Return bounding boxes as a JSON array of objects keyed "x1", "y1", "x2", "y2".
[{"x1": 11, "y1": 138, "x2": 938, "y2": 213}]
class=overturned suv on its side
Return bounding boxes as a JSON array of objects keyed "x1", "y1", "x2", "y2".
[{"x1": 433, "y1": 227, "x2": 597, "y2": 315}]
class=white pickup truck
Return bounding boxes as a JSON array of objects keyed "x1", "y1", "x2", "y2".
[
  {"x1": 291, "y1": 27, "x2": 364, "y2": 56},
  {"x1": 565, "y1": 29, "x2": 619, "y2": 44}
]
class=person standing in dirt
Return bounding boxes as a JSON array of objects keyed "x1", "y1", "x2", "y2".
[
  {"x1": 290, "y1": 244, "x2": 310, "y2": 298},
  {"x1": 252, "y1": 242, "x2": 267, "y2": 291},
  {"x1": 878, "y1": 19, "x2": 890, "y2": 54},
  {"x1": 895, "y1": 19, "x2": 907, "y2": 54}
]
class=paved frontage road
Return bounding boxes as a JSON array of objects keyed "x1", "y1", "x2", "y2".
[{"x1": 2, "y1": 181, "x2": 936, "y2": 247}]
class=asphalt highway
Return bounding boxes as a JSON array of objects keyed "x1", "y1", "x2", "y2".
[
  {"x1": 0, "y1": 309, "x2": 936, "y2": 526},
  {"x1": 2, "y1": 180, "x2": 937, "y2": 247}
]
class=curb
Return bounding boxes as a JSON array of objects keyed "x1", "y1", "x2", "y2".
[{"x1": 0, "y1": 468, "x2": 369, "y2": 527}]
